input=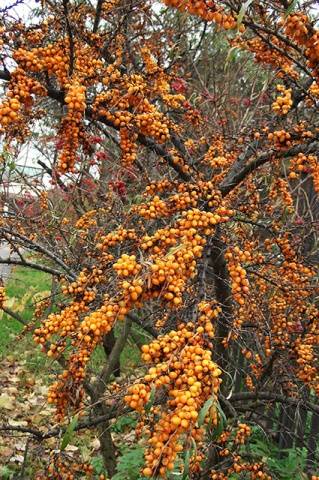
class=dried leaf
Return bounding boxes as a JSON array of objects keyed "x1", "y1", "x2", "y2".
[{"x1": 0, "y1": 393, "x2": 15, "y2": 410}]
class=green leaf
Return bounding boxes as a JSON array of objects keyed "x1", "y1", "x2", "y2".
[
  {"x1": 182, "y1": 449, "x2": 191, "y2": 480},
  {"x1": 237, "y1": 0, "x2": 255, "y2": 28},
  {"x1": 210, "y1": 402, "x2": 227, "y2": 441},
  {"x1": 61, "y1": 415, "x2": 78, "y2": 451},
  {"x1": 225, "y1": 46, "x2": 239, "y2": 70},
  {"x1": 91, "y1": 456, "x2": 105, "y2": 475},
  {"x1": 8, "y1": 161, "x2": 16, "y2": 172},
  {"x1": 216, "y1": 401, "x2": 227, "y2": 426},
  {"x1": 181, "y1": 439, "x2": 196, "y2": 480},
  {"x1": 144, "y1": 385, "x2": 156, "y2": 413},
  {"x1": 164, "y1": 243, "x2": 184, "y2": 258},
  {"x1": 113, "y1": 446, "x2": 145, "y2": 480},
  {"x1": 0, "y1": 466, "x2": 13, "y2": 480},
  {"x1": 111, "y1": 414, "x2": 137, "y2": 433},
  {"x1": 285, "y1": 0, "x2": 298, "y2": 17},
  {"x1": 197, "y1": 396, "x2": 215, "y2": 426}
]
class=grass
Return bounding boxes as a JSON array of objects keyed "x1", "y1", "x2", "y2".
[
  {"x1": 0, "y1": 266, "x2": 51, "y2": 353},
  {"x1": 1, "y1": 265, "x2": 145, "y2": 377},
  {"x1": 0, "y1": 265, "x2": 54, "y2": 376}
]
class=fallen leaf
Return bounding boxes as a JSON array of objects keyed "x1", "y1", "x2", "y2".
[
  {"x1": 90, "y1": 438, "x2": 100, "y2": 450},
  {"x1": 8, "y1": 419, "x2": 28, "y2": 427},
  {"x1": 14, "y1": 441, "x2": 26, "y2": 452},
  {"x1": 0, "y1": 393, "x2": 15, "y2": 410},
  {"x1": 0, "y1": 446, "x2": 14, "y2": 457},
  {"x1": 6, "y1": 386, "x2": 19, "y2": 395},
  {"x1": 65, "y1": 444, "x2": 79, "y2": 453},
  {"x1": 11, "y1": 454, "x2": 24, "y2": 463}
]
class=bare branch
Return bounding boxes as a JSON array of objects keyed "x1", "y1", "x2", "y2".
[
  {"x1": 0, "y1": 258, "x2": 68, "y2": 279},
  {"x1": 93, "y1": 0, "x2": 104, "y2": 33},
  {"x1": 2, "y1": 305, "x2": 27, "y2": 326}
]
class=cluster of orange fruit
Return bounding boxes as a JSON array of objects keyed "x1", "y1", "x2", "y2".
[
  {"x1": 170, "y1": 149, "x2": 193, "y2": 175},
  {"x1": 75, "y1": 210, "x2": 98, "y2": 232},
  {"x1": 136, "y1": 195, "x2": 169, "y2": 219},
  {"x1": 272, "y1": 85, "x2": 293, "y2": 115},
  {"x1": 236, "y1": 36, "x2": 296, "y2": 78},
  {"x1": 295, "y1": 342, "x2": 316, "y2": 383},
  {"x1": 39, "y1": 191, "x2": 49, "y2": 210},
  {"x1": 0, "y1": 68, "x2": 45, "y2": 132},
  {"x1": 225, "y1": 247, "x2": 250, "y2": 306},
  {"x1": 0, "y1": 286, "x2": 6, "y2": 308},
  {"x1": 135, "y1": 110, "x2": 170, "y2": 144},
  {"x1": 206, "y1": 152, "x2": 231, "y2": 171},
  {"x1": 0, "y1": 96, "x2": 21, "y2": 127},
  {"x1": 282, "y1": 13, "x2": 319, "y2": 75},
  {"x1": 13, "y1": 43, "x2": 69, "y2": 86},
  {"x1": 210, "y1": 423, "x2": 270, "y2": 479},
  {"x1": 289, "y1": 154, "x2": 319, "y2": 192},
  {"x1": 34, "y1": 297, "x2": 51, "y2": 320},
  {"x1": 281, "y1": 13, "x2": 309, "y2": 45},
  {"x1": 211, "y1": 460, "x2": 272, "y2": 480},
  {"x1": 309, "y1": 81, "x2": 319, "y2": 97},
  {"x1": 269, "y1": 178, "x2": 294, "y2": 213},
  {"x1": 136, "y1": 181, "x2": 223, "y2": 219},
  {"x1": 62, "y1": 268, "x2": 103, "y2": 296},
  {"x1": 162, "y1": 0, "x2": 238, "y2": 29},
  {"x1": 125, "y1": 302, "x2": 222, "y2": 477},
  {"x1": 97, "y1": 228, "x2": 137, "y2": 252},
  {"x1": 35, "y1": 453, "x2": 94, "y2": 480},
  {"x1": 119, "y1": 128, "x2": 138, "y2": 165},
  {"x1": 113, "y1": 254, "x2": 142, "y2": 277},
  {"x1": 268, "y1": 129, "x2": 292, "y2": 147},
  {"x1": 58, "y1": 82, "x2": 86, "y2": 172}
]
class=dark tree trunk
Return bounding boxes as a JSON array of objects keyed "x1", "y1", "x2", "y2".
[
  {"x1": 208, "y1": 231, "x2": 232, "y2": 376},
  {"x1": 278, "y1": 404, "x2": 295, "y2": 453},
  {"x1": 306, "y1": 410, "x2": 319, "y2": 472},
  {"x1": 103, "y1": 331, "x2": 120, "y2": 377}
]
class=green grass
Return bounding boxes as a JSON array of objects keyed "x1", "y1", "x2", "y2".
[
  {"x1": 0, "y1": 266, "x2": 51, "y2": 357},
  {"x1": 88, "y1": 324, "x2": 144, "y2": 376},
  {"x1": 1, "y1": 265, "x2": 145, "y2": 377}
]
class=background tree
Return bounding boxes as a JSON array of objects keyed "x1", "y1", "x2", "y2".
[{"x1": 0, "y1": 0, "x2": 318, "y2": 478}]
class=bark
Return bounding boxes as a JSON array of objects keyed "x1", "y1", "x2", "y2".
[
  {"x1": 277, "y1": 404, "x2": 295, "y2": 453},
  {"x1": 103, "y1": 331, "x2": 120, "y2": 378},
  {"x1": 306, "y1": 409, "x2": 319, "y2": 472},
  {"x1": 208, "y1": 231, "x2": 232, "y2": 375}
]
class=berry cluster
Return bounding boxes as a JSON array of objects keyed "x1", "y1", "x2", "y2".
[
  {"x1": 162, "y1": 0, "x2": 238, "y2": 30},
  {"x1": 0, "y1": 286, "x2": 6, "y2": 308},
  {"x1": 113, "y1": 254, "x2": 142, "y2": 277},
  {"x1": 125, "y1": 302, "x2": 222, "y2": 478},
  {"x1": 289, "y1": 154, "x2": 319, "y2": 192},
  {"x1": 225, "y1": 247, "x2": 250, "y2": 306},
  {"x1": 268, "y1": 129, "x2": 292, "y2": 147},
  {"x1": 58, "y1": 83, "x2": 86, "y2": 172},
  {"x1": 272, "y1": 85, "x2": 292, "y2": 115}
]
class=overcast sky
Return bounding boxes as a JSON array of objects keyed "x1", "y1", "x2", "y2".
[{"x1": 3, "y1": 0, "x2": 37, "y2": 18}]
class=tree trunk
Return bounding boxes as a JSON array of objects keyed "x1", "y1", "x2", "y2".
[
  {"x1": 306, "y1": 410, "x2": 319, "y2": 472},
  {"x1": 208, "y1": 231, "x2": 232, "y2": 376},
  {"x1": 103, "y1": 331, "x2": 120, "y2": 377}
]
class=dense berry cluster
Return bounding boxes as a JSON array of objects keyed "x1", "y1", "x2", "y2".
[
  {"x1": 225, "y1": 247, "x2": 250, "y2": 306},
  {"x1": 272, "y1": 85, "x2": 292, "y2": 115},
  {"x1": 289, "y1": 154, "x2": 319, "y2": 192},
  {"x1": 162, "y1": 0, "x2": 238, "y2": 29},
  {"x1": 125, "y1": 302, "x2": 222, "y2": 477},
  {"x1": 0, "y1": 286, "x2": 6, "y2": 308}
]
